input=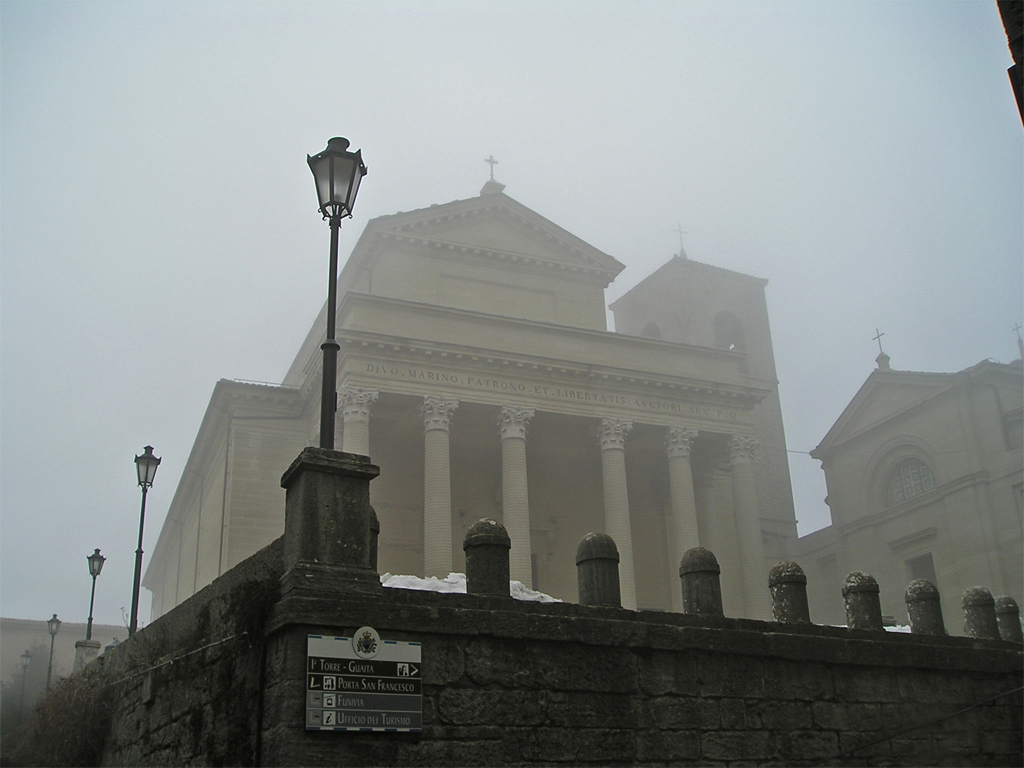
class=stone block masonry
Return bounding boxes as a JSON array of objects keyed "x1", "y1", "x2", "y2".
[
  {"x1": 78, "y1": 447, "x2": 1022, "y2": 766},
  {"x1": 86, "y1": 541, "x2": 1022, "y2": 766},
  {"x1": 261, "y1": 587, "x2": 1021, "y2": 767}
]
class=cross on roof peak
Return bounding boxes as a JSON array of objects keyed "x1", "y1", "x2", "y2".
[
  {"x1": 484, "y1": 155, "x2": 498, "y2": 180},
  {"x1": 672, "y1": 223, "x2": 689, "y2": 259},
  {"x1": 873, "y1": 328, "x2": 886, "y2": 354}
]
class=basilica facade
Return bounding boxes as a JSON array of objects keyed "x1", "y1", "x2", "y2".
[{"x1": 143, "y1": 180, "x2": 798, "y2": 620}]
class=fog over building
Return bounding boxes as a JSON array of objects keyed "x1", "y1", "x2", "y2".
[
  {"x1": 144, "y1": 180, "x2": 799, "y2": 620},
  {"x1": 800, "y1": 353, "x2": 1023, "y2": 630},
  {"x1": 144, "y1": 178, "x2": 1021, "y2": 628}
]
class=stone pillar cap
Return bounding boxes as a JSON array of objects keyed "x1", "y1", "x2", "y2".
[
  {"x1": 905, "y1": 579, "x2": 940, "y2": 602},
  {"x1": 679, "y1": 547, "x2": 720, "y2": 576},
  {"x1": 995, "y1": 595, "x2": 1020, "y2": 613},
  {"x1": 463, "y1": 519, "x2": 511, "y2": 550},
  {"x1": 842, "y1": 571, "x2": 879, "y2": 595},
  {"x1": 576, "y1": 532, "x2": 619, "y2": 565},
  {"x1": 280, "y1": 446, "x2": 380, "y2": 488},
  {"x1": 768, "y1": 561, "x2": 807, "y2": 586},
  {"x1": 962, "y1": 586, "x2": 995, "y2": 607}
]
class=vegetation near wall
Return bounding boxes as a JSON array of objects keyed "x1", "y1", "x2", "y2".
[{"x1": 2, "y1": 538, "x2": 282, "y2": 767}]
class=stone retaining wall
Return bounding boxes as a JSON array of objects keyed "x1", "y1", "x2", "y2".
[{"x1": 87, "y1": 448, "x2": 1022, "y2": 766}]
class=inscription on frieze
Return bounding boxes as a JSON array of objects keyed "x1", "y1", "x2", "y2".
[{"x1": 361, "y1": 363, "x2": 740, "y2": 421}]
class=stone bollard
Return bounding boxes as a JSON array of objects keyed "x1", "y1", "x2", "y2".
[
  {"x1": 962, "y1": 587, "x2": 1000, "y2": 640},
  {"x1": 368, "y1": 505, "x2": 380, "y2": 573},
  {"x1": 768, "y1": 561, "x2": 810, "y2": 624},
  {"x1": 995, "y1": 596, "x2": 1024, "y2": 644},
  {"x1": 679, "y1": 547, "x2": 724, "y2": 616},
  {"x1": 576, "y1": 532, "x2": 621, "y2": 607},
  {"x1": 463, "y1": 519, "x2": 511, "y2": 597},
  {"x1": 904, "y1": 579, "x2": 945, "y2": 635},
  {"x1": 842, "y1": 571, "x2": 883, "y2": 630}
]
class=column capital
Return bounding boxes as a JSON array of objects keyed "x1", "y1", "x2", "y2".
[
  {"x1": 597, "y1": 418, "x2": 633, "y2": 451},
  {"x1": 499, "y1": 406, "x2": 535, "y2": 440},
  {"x1": 422, "y1": 395, "x2": 459, "y2": 431},
  {"x1": 729, "y1": 433, "x2": 760, "y2": 462},
  {"x1": 666, "y1": 426, "x2": 699, "y2": 459},
  {"x1": 339, "y1": 385, "x2": 379, "y2": 418}
]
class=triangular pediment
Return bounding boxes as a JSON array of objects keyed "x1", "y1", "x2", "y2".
[
  {"x1": 814, "y1": 371, "x2": 955, "y2": 455},
  {"x1": 335, "y1": 189, "x2": 625, "y2": 331},
  {"x1": 346, "y1": 191, "x2": 624, "y2": 283}
]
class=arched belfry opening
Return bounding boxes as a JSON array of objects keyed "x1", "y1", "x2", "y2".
[{"x1": 713, "y1": 311, "x2": 745, "y2": 351}]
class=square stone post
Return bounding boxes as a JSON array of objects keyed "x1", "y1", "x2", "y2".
[
  {"x1": 280, "y1": 447, "x2": 382, "y2": 596},
  {"x1": 73, "y1": 639, "x2": 101, "y2": 672}
]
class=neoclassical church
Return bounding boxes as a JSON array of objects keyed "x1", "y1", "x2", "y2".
[
  {"x1": 144, "y1": 179, "x2": 799, "y2": 620},
  {"x1": 798, "y1": 351, "x2": 1023, "y2": 630}
]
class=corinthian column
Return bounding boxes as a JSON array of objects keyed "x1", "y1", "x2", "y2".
[
  {"x1": 730, "y1": 434, "x2": 772, "y2": 620},
  {"x1": 499, "y1": 406, "x2": 535, "y2": 587},
  {"x1": 339, "y1": 385, "x2": 379, "y2": 456},
  {"x1": 598, "y1": 418, "x2": 636, "y2": 610},
  {"x1": 666, "y1": 426, "x2": 700, "y2": 612},
  {"x1": 422, "y1": 396, "x2": 458, "y2": 578}
]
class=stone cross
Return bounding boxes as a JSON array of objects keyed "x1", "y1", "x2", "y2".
[{"x1": 484, "y1": 155, "x2": 498, "y2": 180}]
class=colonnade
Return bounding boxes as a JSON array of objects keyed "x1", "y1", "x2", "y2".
[{"x1": 335, "y1": 383, "x2": 771, "y2": 618}]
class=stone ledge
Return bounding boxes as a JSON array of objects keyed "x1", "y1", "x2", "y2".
[{"x1": 264, "y1": 583, "x2": 1024, "y2": 676}]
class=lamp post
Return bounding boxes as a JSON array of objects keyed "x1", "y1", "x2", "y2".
[
  {"x1": 130, "y1": 445, "x2": 160, "y2": 636},
  {"x1": 85, "y1": 548, "x2": 106, "y2": 641},
  {"x1": 307, "y1": 137, "x2": 367, "y2": 449},
  {"x1": 46, "y1": 614, "x2": 61, "y2": 690},
  {"x1": 19, "y1": 650, "x2": 31, "y2": 718}
]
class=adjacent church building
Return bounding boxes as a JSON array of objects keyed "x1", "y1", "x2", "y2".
[
  {"x1": 798, "y1": 352, "x2": 1024, "y2": 630},
  {"x1": 144, "y1": 179, "x2": 799, "y2": 620}
]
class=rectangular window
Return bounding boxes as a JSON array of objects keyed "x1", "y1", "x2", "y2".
[{"x1": 906, "y1": 552, "x2": 938, "y2": 586}]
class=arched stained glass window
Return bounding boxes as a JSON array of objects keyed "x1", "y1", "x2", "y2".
[{"x1": 886, "y1": 459, "x2": 936, "y2": 506}]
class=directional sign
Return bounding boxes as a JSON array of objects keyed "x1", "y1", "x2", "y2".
[{"x1": 306, "y1": 629, "x2": 422, "y2": 732}]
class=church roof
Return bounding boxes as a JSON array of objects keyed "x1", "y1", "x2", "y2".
[
  {"x1": 609, "y1": 254, "x2": 767, "y2": 312},
  {"x1": 812, "y1": 358, "x2": 1023, "y2": 459},
  {"x1": 339, "y1": 185, "x2": 626, "y2": 287}
]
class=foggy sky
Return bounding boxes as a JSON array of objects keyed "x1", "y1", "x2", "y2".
[{"x1": 1, "y1": 1, "x2": 1020, "y2": 631}]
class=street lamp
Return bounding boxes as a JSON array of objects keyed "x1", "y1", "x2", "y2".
[
  {"x1": 19, "y1": 650, "x2": 31, "y2": 718},
  {"x1": 307, "y1": 137, "x2": 367, "y2": 449},
  {"x1": 130, "y1": 445, "x2": 160, "y2": 636},
  {"x1": 46, "y1": 614, "x2": 61, "y2": 690},
  {"x1": 86, "y1": 548, "x2": 106, "y2": 641}
]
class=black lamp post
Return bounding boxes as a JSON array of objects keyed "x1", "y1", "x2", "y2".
[
  {"x1": 86, "y1": 548, "x2": 106, "y2": 641},
  {"x1": 46, "y1": 614, "x2": 61, "y2": 690},
  {"x1": 307, "y1": 137, "x2": 367, "y2": 449},
  {"x1": 19, "y1": 650, "x2": 31, "y2": 718},
  {"x1": 130, "y1": 445, "x2": 160, "y2": 636}
]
